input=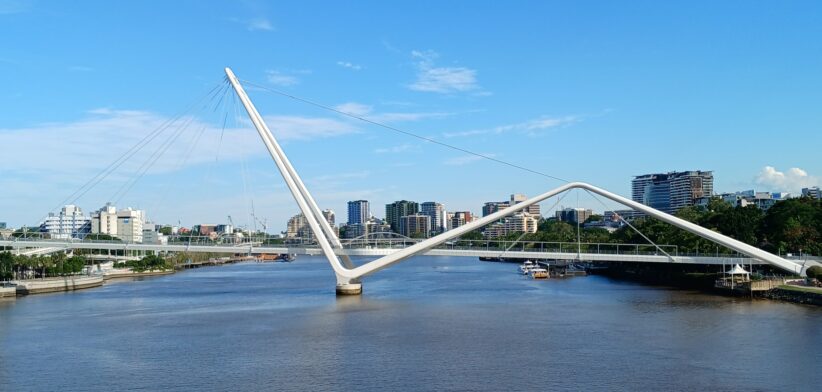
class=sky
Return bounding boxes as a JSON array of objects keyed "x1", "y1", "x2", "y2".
[{"x1": 1, "y1": 0, "x2": 821, "y2": 232}]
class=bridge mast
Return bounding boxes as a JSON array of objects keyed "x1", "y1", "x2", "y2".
[{"x1": 224, "y1": 67, "x2": 361, "y2": 294}]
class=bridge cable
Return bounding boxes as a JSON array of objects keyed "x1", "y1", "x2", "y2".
[
  {"x1": 112, "y1": 82, "x2": 230, "y2": 205},
  {"x1": 38, "y1": 81, "x2": 224, "y2": 227},
  {"x1": 582, "y1": 189, "x2": 675, "y2": 262},
  {"x1": 237, "y1": 79, "x2": 571, "y2": 184},
  {"x1": 497, "y1": 190, "x2": 571, "y2": 259}
]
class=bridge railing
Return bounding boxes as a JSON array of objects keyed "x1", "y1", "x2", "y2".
[{"x1": 2, "y1": 232, "x2": 776, "y2": 260}]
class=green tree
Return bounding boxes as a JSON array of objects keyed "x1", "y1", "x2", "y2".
[{"x1": 760, "y1": 197, "x2": 822, "y2": 255}]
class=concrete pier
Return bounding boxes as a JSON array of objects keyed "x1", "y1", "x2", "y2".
[
  {"x1": 1, "y1": 285, "x2": 16, "y2": 298},
  {"x1": 103, "y1": 269, "x2": 174, "y2": 279},
  {"x1": 336, "y1": 283, "x2": 362, "y2": 295},
  {"x1": 12, "y1": 275, "x2": 104, "y2": 295}
]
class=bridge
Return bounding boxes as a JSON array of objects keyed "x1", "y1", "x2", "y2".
[
  {"x1": 0, "y1": 235, "x2": 770, "y2": 267},
  {"x1": 4, "y1": 67, "x2": 815, "y2": 294}
]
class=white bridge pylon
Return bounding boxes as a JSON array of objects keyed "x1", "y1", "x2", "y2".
[{"x1": 224, "y1": 67, "x2": 802, "y2": 295}]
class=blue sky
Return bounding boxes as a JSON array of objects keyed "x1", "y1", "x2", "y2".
[{"x1": 1, "y1": 0, "x2": 821, "y2": 232}]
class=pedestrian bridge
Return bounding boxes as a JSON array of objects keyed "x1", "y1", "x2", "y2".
[
  {"x1": 0, "y1": 236, "x2": 788, "y2": 268},
  {"x1": 5, "y1": 67, "x2": 812, "y2": 295}
]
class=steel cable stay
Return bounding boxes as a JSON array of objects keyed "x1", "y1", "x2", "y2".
[
  {"x1": 236, "y1": 79, "x2": 571, "y2": 184},
  {"x1": 497, "y1": 190, "x2": 571, "y2": 259},
  {"x1": 34, "y1": 81, "x2": 225, "y2": 227},
  {"x1": 111, "y1": 82, "x2": 231, "y2": 205},
  {"x1": 582, "y1": 189, "x2": 674, "y2": 261}
]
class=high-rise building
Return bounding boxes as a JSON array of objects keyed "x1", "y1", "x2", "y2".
[
  {"x1": 483, "y1": 213, "x2": 538, "y2": 238},
  {"x1": 286, "y1": 211, "x2": 335, "y2": 243},
  {"x1": 41, "y1": 205, "x2": 91, "y2": 239},
  {"x1": 420, "y1": 202, "x2": 445, "y2": 234},
  {"x1": 632, "y1": 171, "x2": 713, "y2": 214},
  {"x1": 400, "y1": 214, "x2": 431, "y2": 238},
  {"x1": 449, "y1": 211, "x2": 473, "y2": 230},
  {"x1": 802, "y1": 186, "x2": 821, "y2": 199},
  {"x1": 385, "y1": 200, "x2": 419, "y2": 233},
  {"x1": 0, "y1": 222, "x2": 6, "y2": 229},
  {"x1": 91, "y1": 203, "x2": 117, "y2": 237},
  {"x1": 482, "y1": 201, "x2": 509, "y2": 217},
  {"x1": 347, "y1": 200, "x2": 369, "y2": 225},
  {"x1": 91, "y1": 203, "x2": 145, "y2": 242},
  {"x1": 117, "y1": 207, "x2": 145, "y2": 243},
  {"x1": 555, "y1": 208, "x2": 593, "y2": 224},
  {"x1": 510, "y1": 194, "x2": 540, "y2": 216}
]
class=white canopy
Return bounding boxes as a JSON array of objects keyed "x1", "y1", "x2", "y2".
[{"x1": 726, "y1": 264, "x2": 750, "y2": 275}]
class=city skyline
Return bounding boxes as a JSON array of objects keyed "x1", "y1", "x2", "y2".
[{"x1": 2, "y1": 1, "x2": 822, "y2": 231}]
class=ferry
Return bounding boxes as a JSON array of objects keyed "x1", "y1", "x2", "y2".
[
  {"x1": 519, "y1": 260, "x2": 536, "y2": 275},
  {"x1": 530, "y1": 268, "x2": 549, "y2": 279}
]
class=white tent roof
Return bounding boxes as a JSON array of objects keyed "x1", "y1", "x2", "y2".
[{"x1": 726, "y1": 264, "x2": 750, "y2": 275}]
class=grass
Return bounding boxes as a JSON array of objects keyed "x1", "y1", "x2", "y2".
[{"x1": 778, "y1": 284, "x2": 822, "y2": 294}]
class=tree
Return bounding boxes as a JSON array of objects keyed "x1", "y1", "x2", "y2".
[
  {"x1": 0, "y1": 252, "x2": 13, "y2": 281},
  {"x1": 806, "y1": 266, "x2": 822, "y2": 280},
  {"x1": 760, "y1": 198, "x2": 822, "y2": 255}
]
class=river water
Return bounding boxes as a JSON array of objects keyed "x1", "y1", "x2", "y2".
[{"x1": 0, "y1": 256, "x2": 819, "y2": 391}]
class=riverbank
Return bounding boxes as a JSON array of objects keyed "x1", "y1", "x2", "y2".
[
  {"x1": 103, "y1": 269, "x2": 175, "y2": 279},
  {"x1": 762, "y1": 285, "x2": 822, "y2": 306},
  {"x1": 588, "y1": 262, "x2": 821, "y2": 306},
  {"x1": 11, "y1": 275, "x2": 104, "y2": 295}
]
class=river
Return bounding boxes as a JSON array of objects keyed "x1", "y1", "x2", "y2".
[{"x1": 0, "y1": 256, "x2": 819, "y2": 391}]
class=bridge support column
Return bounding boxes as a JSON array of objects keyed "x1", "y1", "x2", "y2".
[{"x1": 336, "y1": 277, "x2": 362, "y2": 295}]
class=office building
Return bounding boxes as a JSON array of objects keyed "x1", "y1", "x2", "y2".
[
  {"x1": 449, "y1": 211, "x2": 473, "y2": 230},
  {"x1": 117, "y1": 207, "x2": 145, "y2": 243},
  {"x1": 91, "y1": 203, "x2": 145, "y2": 242},
  {"x1": 803, "y1": 187, "x2": 821, "y2": 199},
  {"x1": 286, "y1": 211, "x2": 336, "y2": 243},
  {"x1": 385, "y1": 200, "x2": 419, "y2": 233},
  {"x1": 400, "y1": 214, "x2": 431, "y2": 238},
  {"x1": 482, "y1": 201, "x2": 509, "y2": 217},
  {"x1": 510, "y1": 193, "x2": 540, "y2": 216},
  {"x1": 347, "y1": 200, "x2": 369, "y2": 225},
  {"x1": 41, "y1": 205, "x2": 91, "y2": 239},
  {"x1": 704, "y1": 190, "x2": 791, "y2": 211},
  {"x1": 483, "y1": 213, "x2": 538, "y2": 238},
  {"x1": 632, "y1": 171, "x2": 713, "y2": 214},
  {"x1": 420, "y1": 202, "x2": 446, "y2": 234},
  {"x1": 556, "y1": 208, "x2": 593, "y2": 224}
]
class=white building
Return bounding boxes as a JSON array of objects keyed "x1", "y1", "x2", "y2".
[
  {"x1": 41, "y1": 205, "x2": 91, "y2": 239},
  {"x1": 91, "y1": 204, "x2": 145, "y2": 242},
  {"x1": 421, "y1": 202, "x2": 446, "y2": 234},
  {"x1": 91, "y1": 203, "x2": 118, "y2": 237}
]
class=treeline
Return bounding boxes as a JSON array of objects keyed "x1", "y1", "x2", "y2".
[
  {"x1": 0, "y1": 252, "x2": 88, "y2": 280},
  {"x1": 475, "y1": 197, "x2": 822, "y2": 256},
  {"x1": 114, "y1": 254, "x2": 173, "y2": 272}
]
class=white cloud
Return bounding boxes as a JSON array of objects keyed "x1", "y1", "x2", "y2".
[
  {"x1": 444, "y1": 116, "x2": 577, "y2": 138},
  {"x1": 336, "y1": 61, "x2": 362, "y2": 71},
  {"x1": 0, "y1": 109, "x2": 357, "y2": 182},
  {"x1": 247, "y1": 18, "x2": 274, "y2": 31},
  {"x1": 374, "y1": 144, "x2": 416, "y2": 154},
  {"x1": 755, "y1": 166, "x2": 819, "y2": 193},
  {"x1": 408, "y1": 50, "x2": 481, "y2": 94},
  {"x1": 444, "y1": 153, "x2": 495, "y2": 166},
  {"x1": 263, "y1": 115, "x2": 357, "y2": 141},
  {"x1": 266, "y1": 70, "x2": 299, "y2": 86},
  {"x1": 334, "y1": 102, "x2": 373, "y2": 116},
  {"x1": 333, "y1": 101, "x2": 455, "y2": 123}
]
